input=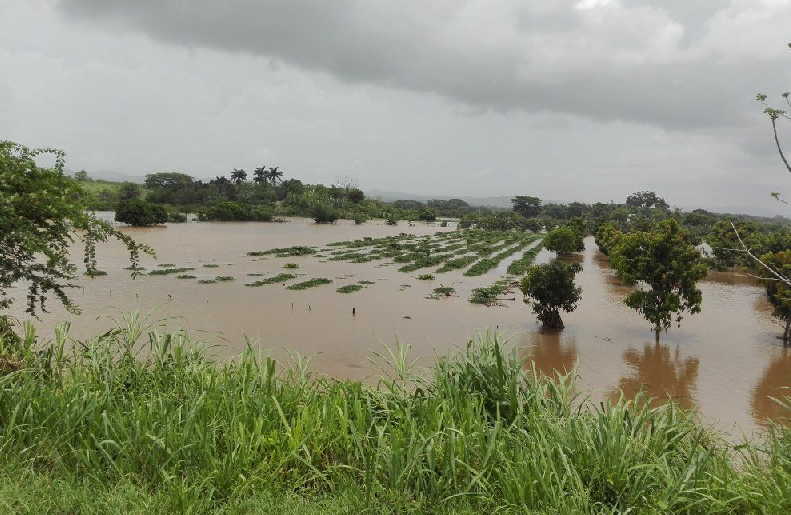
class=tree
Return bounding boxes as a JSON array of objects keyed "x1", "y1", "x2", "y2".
[
  {"x1": 626, "y1": 191, "x2": 669, "y2": 210},
  {"x1": 520, "y1": 262, "x2": 582, "y2": 330},
  {"x1": 595, "y1": 223, "x2": 622, "y2": 256},
  {"x1": 417, "y1": 208, "x2": 436, "y2": 222},
  {"x1": 118, "y1": 182, "x2": 141, "y2": 201},
  {"x1": 253, "y1": 166, "x2": 268, "y2": 185},
  {"x1": 115, "y1": 199, "x2": 168, "y2": 227},
  {"x1": 266, "y1": 166, "x2": 283, "y2": 185},
  {"x1": 1, "y1": 141, "x2": 152, "y2": 316},
  {"x1": 544, "y1": 226, "x2": 584, "y2": 255},
  {"x1": 511, "y1": 196, "x2": 542, "y2": 218},
  {"x1": 610, "y1": 219, "x2": 707, "y2": 338},
  {"x1": 347, "y1": 188, "x2": 365, "y2": 203},
  {"x1": 760, "y1": 251, "x2": 791, "y2": 343},
  {"x1": 230, "y1": 168, "x2": 248, "y2": 185},
  {"x1": 74, "y1": 170, "x2": 89, "y2": 181},
  {"x1": 144, "y1": 171, "x2": 193, "y2": 191}
]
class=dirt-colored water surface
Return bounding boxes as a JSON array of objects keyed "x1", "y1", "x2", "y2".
[{"x1": 8, "y1": 219, "x2": 790, "y2": 438}]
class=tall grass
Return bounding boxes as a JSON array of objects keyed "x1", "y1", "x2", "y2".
[{"x1": 1, "y1": 318, "x2": 788, "y2": 513}]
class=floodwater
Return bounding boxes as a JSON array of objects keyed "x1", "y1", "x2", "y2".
[{"x1": 8, "y1": 219, "x2": 790, "y2": 438}]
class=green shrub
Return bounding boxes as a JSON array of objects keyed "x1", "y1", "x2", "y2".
[{"x1": 115, "y1": 199, "x2": 167, "y2": 227}]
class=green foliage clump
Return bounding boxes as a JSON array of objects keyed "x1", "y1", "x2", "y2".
[
  {"x1": 176, "y1": 274, "x2": 196, "y2": 279},
  {"x1": 417, "y1": 274, "x2": 435, "y2": 280},
  {"x1": 148, "y1": 267, "x2": 195, "y2": 276},
  {"x1": 247, "y1": 246, "x2": 316, "y2": 257},
  {"x1": 286, "y1": 278, "x2": 333, "y2": 290},
  {"x1": 436, "y1": 255, "x2": 477, "y2": 273},
  {"x1": 0, "y1": 141, "x2": 152, "y2": 315},
  {"x1": 83, "y1": 270, "x2": 108, "y2": 277},
  {"x1": 430, "y1": 286, "x2": 455, "y2": 298},
  {"x1": 760, "y1": 250, "x2": 791, "y2": 341},
  {"x1": 520, "y1": 262, "x2": 582, "y2": 329},
  {"x1": 214, "y1": 276, "x2": 234, "y2": 282},
  {"x1": 337, "y1": 284, "x2": 364, "y2": 294},
  {"x1": 469, "y1": 280, "x2": 512, "y2": 306},
  {"x1": 245, "y1": 273, "x2": 297, "y2": 287},
  {"x1": 544, "y1": 226, "x2": 585, "y2": 255},
  {"x1": 595, "y1": 223, "x2": 622, "y2": 256},
  {"x1": 283, "y1": 263, "x2": 299, "y2": 269},
  {"x1": 0, "y1": 323, "x2": 789, "y2": 513},
  {"x1": 199, "y1": 201, "x2": 273, "y2": 222},
  {"x1": 197, "y1": 279, "x2": 217, "y2": 284},
  {"x1": 115, "y1": 198, "x2": 168, "y2": 227},
  {"x1": 507, "y1": 241, "x2": 544, "y2": 275},
  {"x1": 610, "y1": 219, "x2": 707, "y2": 335},
  {"x1": 311, "y1": 203, "x2": 339, "y2": 224}
]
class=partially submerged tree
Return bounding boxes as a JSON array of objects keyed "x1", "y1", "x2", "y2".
[
  {"x1": 594, "y1": 222, "x2": 622, "y2": 256},
  {"x1": 544, "y1": 226, "x2": 584, "y2": 255},
  {"x1": 760, "y1": 251, "x2": 791, "y2": 343},
  {"x1": 115, "y1": 199, "x2": 168, "y2": 227},
  {"x1": 520, "y1": 262, "x2": 582, "y2": 330},
  {"x1": 610, "y1": 219, "x2": 707, "y2": 338},
  {"x1": 0, "y1": 141, "x2": 153, "y2": 317}
]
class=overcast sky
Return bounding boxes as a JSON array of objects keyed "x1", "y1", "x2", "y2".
[{"x1": 2, "y1": 1, "x2": 790, "y2": 214}]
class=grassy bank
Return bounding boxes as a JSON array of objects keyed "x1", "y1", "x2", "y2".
[{"x1": 0, "y1": 316, "x2": 789, "y2": 513}]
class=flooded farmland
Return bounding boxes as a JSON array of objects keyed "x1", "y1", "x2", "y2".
[{"x1": 9, "y1": 218, "x2": 790, "y2": 438}]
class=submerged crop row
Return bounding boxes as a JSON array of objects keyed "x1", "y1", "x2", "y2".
[{"x1": 0, "y1": 319, "x2": 788, "y2": 513}]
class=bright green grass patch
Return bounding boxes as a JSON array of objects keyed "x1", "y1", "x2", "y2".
[
  {"x1": 337, "y1": 284, "x2": 364, "y2": 294},
  {"x1": 469, "y1": 279, "x2": 515, "y2": 305},
  {"x1": 148, "y1": 267, "x2": 195, "y2": 276},
  {"x1": 287, "y1": 278, "x2": 333, "y2": 290},
  {"x1": 245, "y1": 273, "x2": 298, "y2": 287}
]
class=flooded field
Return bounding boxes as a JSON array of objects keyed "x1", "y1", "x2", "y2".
[{"x1": 9, "y1": 218, "x2": 790, "y2": 438}]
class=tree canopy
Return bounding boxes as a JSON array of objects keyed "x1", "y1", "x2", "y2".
[
  {"x1": 0, "y1": 141, "x2": 152, "y2": 316},
  {"x1": 520, "y1": 262, "x2": 582, "y2": 330},
  {"x1": 610, "y1": 219, "x2": 707, "y2": 336}
]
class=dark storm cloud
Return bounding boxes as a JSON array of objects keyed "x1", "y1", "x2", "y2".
[{"x1": 57, "y1": 0, "x2": 791, "y2": 130}]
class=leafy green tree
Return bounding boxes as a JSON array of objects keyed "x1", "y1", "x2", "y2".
[
  {"x1": 311, "y1": 203, "x2": 339, "y2": 224},
  {"x1": 115, "y1": 199, "x2": 168, "y2": 227},
  {"x1": 626, "y1": 191, "x2": 669, "y2": 210},
  {"x1": 706, "y1": 220, "x2": 759, "y2": 269},
  {"x1": 1, "y1": 141, "x2": 152, "y2": 316},
  {"x1": 520, "y1": 262, "x2": 582, "y2": 330},
  {"x1": 595, "y1": 223, "x2": 622, "y2": 256},
  {"x1": 544, "y1": 226, "x2": 584, "y2": 255},
  {"x1": 144, "y1": 171, "x2": 193, "y2": 190},
  {"x1": 347, "y1": 188, "x2": 365, "y2": 203},
  {"x1": 73, "y1": 170, "x2": 89, "y2": 181},
  {"x1": 417, "y1": 208, "x2": 436, "y2": 222},
  {"x1": 511, "y1": 195, "x2": 542, "y2": 218},
  {"x1": 610, "y1": 219, "x2": 707, "y2": 338},
  {"x1": 761, "y1": 251, "x2": 791, "y2": 342}
]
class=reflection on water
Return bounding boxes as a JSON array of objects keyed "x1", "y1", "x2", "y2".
[
  {"x1": 521, "y1": 331, "x2": 577, "y2": 378},
  {"x1": 752, "y1": 348, "x2": 791, "y2": 426},
  {"x1": 7, "y1": 224, "x2": 791, "y2": 436},
  {"x1": 609, "y1": 342, "x2": 699, "y2": 410}
]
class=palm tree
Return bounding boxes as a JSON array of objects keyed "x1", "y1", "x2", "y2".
[
  {"x1": 253, "y1": 166, "x2": 267, "y2": 185},
  {"x1": 266, "y1": 166, "x2": 283, "y2": 185},
  {"x1": 230, "y1": 168, "x2": 247, "y2": 185}
]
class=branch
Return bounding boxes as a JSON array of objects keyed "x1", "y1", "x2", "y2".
[
  {"x1": 728, "y1": 222, "x2": 791, "y2": 287},
  {"x1": 771, "y1": 117, "x2": 791, "y2": 174}
]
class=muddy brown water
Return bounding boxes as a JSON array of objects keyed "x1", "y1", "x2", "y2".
[{"x1": 7, "y1": 219, "x2": 790, "y2": 438}]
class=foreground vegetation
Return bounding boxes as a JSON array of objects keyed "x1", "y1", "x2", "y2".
[{"x1": 0, "y1": 319, "x2": 789, "y2": 513}]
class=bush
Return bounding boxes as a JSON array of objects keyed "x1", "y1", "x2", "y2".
[
  {"x1": 417, "y1": 208, "x2": 436, "y2": 222},
  {"x1": 520, "y1": 262, "x2": 582, "y2": 329},
  {"x1": 198, "y1": 201, "x2": 273, "y2": 222},
  {"x1": 544, "y1": 226, "x2": 584, "y2": 255},
  {"x1": 115, "y1": 199, "x2": 167, "y2": 227},
  {"x1": 311, "y1": 203, "x2": 339, "y2": 224}
]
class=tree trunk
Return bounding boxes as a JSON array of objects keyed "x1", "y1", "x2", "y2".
[
  {"x1": 541, "y1": 311, "x2": 564, "y2": 330},
  {"x1": 784, "y1": 320, "x2": 791, "y2": 346}
]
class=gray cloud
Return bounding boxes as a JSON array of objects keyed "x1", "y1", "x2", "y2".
[{"x1": 57, "y1": 0, "x2": 791, "y2": 130}]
